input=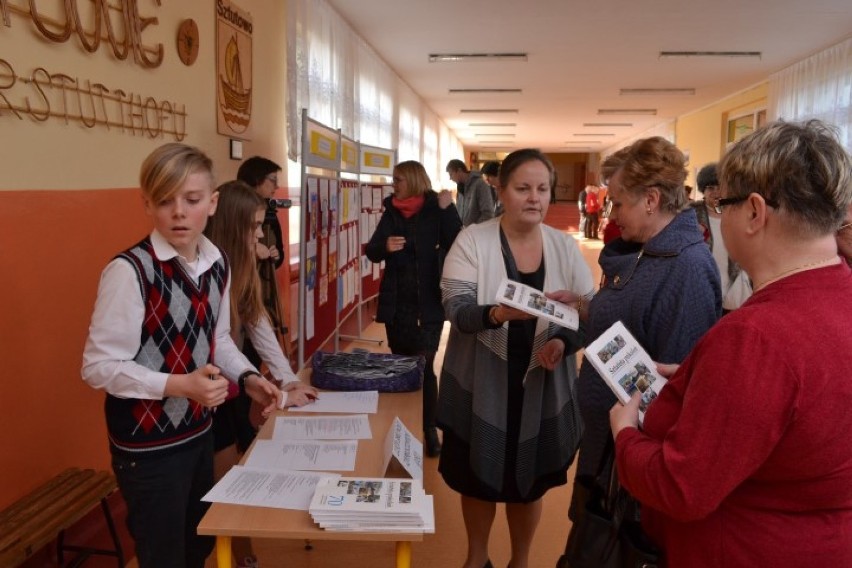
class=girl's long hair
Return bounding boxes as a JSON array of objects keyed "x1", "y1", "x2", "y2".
[{"x1": 205, "y1": 180, "x2": 267, "y2": 336}]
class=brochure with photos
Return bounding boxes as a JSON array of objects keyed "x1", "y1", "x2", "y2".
[
  {"x1": 309, "y1": 476, "x2": 427, "y2": 523},
  {"x1": 584, "y1": 320, "x2": 667, "y2": 425},
  {"x1": 495, "y1": 278, "x2": 579, "y2": 330}
]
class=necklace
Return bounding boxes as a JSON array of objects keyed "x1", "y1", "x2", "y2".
[{"x1": 754, "y1": 256, "x2": 839, "y2": 291}]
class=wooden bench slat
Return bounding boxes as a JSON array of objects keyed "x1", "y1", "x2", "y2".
[{"x1": 0, "y1": 468, "x2": 118, "y2": 567}]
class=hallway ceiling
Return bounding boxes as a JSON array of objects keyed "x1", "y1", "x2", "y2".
[{"x1": 324, "y1": 0, "x2": 852, "y2": 154}]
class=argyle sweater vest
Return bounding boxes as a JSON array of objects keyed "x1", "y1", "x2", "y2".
[{"x1": 105, "y1": 238, "x2": 228, "y2": 457}]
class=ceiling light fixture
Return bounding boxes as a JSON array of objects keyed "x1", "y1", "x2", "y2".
[
  {"x1": 469, "y1": 123, "x2": 517, "y2": 127},
  {"x1": 450, "y1": 88, "x2": 522, "y2": 94},
  {"x1": 460, "y1": 109, "x2": 519, "y2": 114},
  {"x1": 598, "y1": 109, "x2": 657, "y2": 116},
  {"x1": 573, "y1": 133, "x2": 615, "y2": 137},
  {"x1": 476, "y1": 133, "x2": 516, "y2": 137},
  {"x1": 429, "y1": 53, "x2": 528, "y2": 63},
  {"x1": 565, "y1": 141, "x2": 601, "y2": 145},
  {"x1": 659, "y1": 51, "x2": 761, "y2": 59},
  {"x1": 620, "y1": 88, "x2": 695, "y2": 96},
  {"x1": 584, "y1": 122, "x2": 633, "y2": 127}
]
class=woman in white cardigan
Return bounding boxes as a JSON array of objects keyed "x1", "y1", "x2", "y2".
[{"x1": 437, "y1": 149, "x2": 595, "y2": 568}]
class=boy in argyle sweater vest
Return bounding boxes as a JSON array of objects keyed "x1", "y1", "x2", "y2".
[{"x1": 83, "y1": 144, "x2": 282, "y2": 568}]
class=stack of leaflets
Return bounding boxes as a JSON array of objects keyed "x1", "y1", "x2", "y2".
[
  {"x1": 495, "y1": 278, "x2": 579, "y2": 330},
  {"x1": 584, "y1": 320, "x2": 667, "y2": 426},
  {"x1": 309, "y1": 476, "x2": 434, "y2": 533}
]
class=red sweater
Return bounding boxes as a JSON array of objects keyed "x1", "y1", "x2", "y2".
[{"x1": 616, "y1": 262, "x2": 852, "y2": 567}]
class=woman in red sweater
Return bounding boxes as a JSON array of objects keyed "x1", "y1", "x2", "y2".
[{"x1": 610, "y1": 119, "x2": 852, "y2": 567}]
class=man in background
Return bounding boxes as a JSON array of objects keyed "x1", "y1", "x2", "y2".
[
  {"x1": 481, "y1": 160, "x2": 502, "y2": 216},
  {"x1": 446, "y1": 159, "x2": 495, "y2": 226}
]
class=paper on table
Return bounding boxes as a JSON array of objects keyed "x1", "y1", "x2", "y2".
[
  {"x1": 201, "y1": 466, "x2": 338, "y2": 510},
  {"x1": 245, "y1": 440, "x2": 358, "y2": 471},
  {"x1": 381, "y1": 417, "x2": 423, "y2": 480},
  {"x1": 273, "y1": 414, "x2": 373, "y2": 440},
  {"x1": 289, "y1": 391, "x2": 379, "y2": 414}
]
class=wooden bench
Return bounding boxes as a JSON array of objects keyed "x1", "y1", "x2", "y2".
[{"x1": 0, "y1": 467, "x2": 125, "y2": 567}]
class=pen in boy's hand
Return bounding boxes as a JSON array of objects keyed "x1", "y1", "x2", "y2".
[{"x1": 209, "y1": 374, "x2": 217, "y2": 413}]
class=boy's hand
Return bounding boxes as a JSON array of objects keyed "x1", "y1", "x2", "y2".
[
  {"x1": 282, "y1": 382, "x2": 319, "y2": 407},
  {"x1": 244, "y1": 374, "x2": 284, "y2": 417},
  {"x1": 165, "y1": 364, "x2": 229, "y2": 407}
]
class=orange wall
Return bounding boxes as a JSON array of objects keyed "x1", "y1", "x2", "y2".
[
  {"x1": 0, "y1": 189, "x2": 148, "y2": 508},
  {"x1": 0, "y1": 189, "x2": 290, "y2": 509},
  {"x1": 0, "y1": 0, "x2": 289, "y2": 512}
]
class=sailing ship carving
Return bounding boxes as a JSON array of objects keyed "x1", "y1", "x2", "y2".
[{"x1": 219, "y1": 35, "x2": 252, "y2": 131}]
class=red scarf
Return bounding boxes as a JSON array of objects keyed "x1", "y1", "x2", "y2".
[{"x1": 392, "y1": 194, "x2": 425, "y2": 218}]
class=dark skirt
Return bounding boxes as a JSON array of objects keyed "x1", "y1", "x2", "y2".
[{"x1": 439, "y1": 316, "x2": 567, "y2": 503}]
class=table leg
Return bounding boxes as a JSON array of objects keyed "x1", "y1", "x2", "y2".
[
  {"x1": 216, "y1": 536, "x2": 232, "y2": 567},
  {"x1": 395, "y1": 541, "x2": 412, "y2": 568}
]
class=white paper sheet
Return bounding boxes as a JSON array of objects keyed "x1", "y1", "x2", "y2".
[
  {"x1": 201, "y1": 466, "x2": 338, "y2": 510},
  {"x1": 245, "y1": 440, "x2": 358, "y2": 471},
  {"x1": 288, "y1": 391, "x2": 379, "y2": 414},
  {"x1": 273, "y1": 414, "x2": 373, "y2": 440}
]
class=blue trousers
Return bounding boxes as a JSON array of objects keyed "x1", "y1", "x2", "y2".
[{"x1": 112, "y1": 433, "x2": 215, "y2": 568}]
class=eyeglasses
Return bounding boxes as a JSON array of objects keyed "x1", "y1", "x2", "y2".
[
  {"x1": 838, "y1": 222, "x2": 852, "y2": 234},
  {"x1": 713, "y1": 194, "x2": 779, "y2": 215},
  {"x1": 266, "y1": 175, "x2": 278, "y2": 185}
]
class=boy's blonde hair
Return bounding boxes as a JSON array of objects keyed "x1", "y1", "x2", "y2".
[{"x1": 140, "y1": 143, "x2": 214, "y2": 204}]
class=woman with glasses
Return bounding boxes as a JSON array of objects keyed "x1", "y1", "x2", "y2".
[
  {"x1": 558, "y1": 136, "x2": 721, "y2": 561},
  {"x1": 610, "y1": 120, "x2": 852, "y2": 565},
  {"x1": 365, "y1": 160, "x2": 462, "y2": 458},
  {"x1": 690, "y1": 163, "x2": 752, "y2": 312}
]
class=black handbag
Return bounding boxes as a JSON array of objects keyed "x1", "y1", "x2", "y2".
[{"x1": 556, "y1": 442, "x2": 661, "y2": 568}]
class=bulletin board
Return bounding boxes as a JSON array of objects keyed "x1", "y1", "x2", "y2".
[
  {"x1": 297, "y1": 111, "x2": 397, "y2": 368},
  {"x1": 358, "y1": 143, "x2": 396, "y2": 302},
  {"x1": 359, "y1": 182, "x2": 393, "y2": 301},
  {"x1": 337, "y1": 179, "x2": 361, "y2": 323},
  {"x1": 300, "y1": 174, "x2": 340, "y2": 364}
]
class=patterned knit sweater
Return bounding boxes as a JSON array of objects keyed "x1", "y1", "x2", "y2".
[{"x1": 105, "y1": 237, "x2": 228, "y2": 456}]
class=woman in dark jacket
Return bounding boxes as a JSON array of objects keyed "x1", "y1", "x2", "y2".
[{"x1": 366, "y1": 160, "x2": 462, "y2": 456}]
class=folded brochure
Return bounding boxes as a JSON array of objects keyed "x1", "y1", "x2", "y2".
[
  {"x1": 584, "y1": 320, "x2": 667, "y2": 425},
  {"x1": 495, "y1": 278, "x2": 579, "y2": 330}
]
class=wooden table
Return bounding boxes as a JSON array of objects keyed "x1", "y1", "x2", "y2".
[{"x1": 197, "y1": 389, "x2": 424, "y2": 568}]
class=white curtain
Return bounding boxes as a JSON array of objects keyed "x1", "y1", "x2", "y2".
[
  {"x1": 355, "y1": 38, "x2": 395, "y2": 149},
  {"x1": 396, "y1": 80, "x2": 421, "y2": 163},
  {"x1": 421, "y1": 108, "x2": 440, "y2": 188},
  {"x1": 768, "y1": 37, "x2": 852, "y2": 150},
  {"x1": 286, "y1": 0, "x2": 461, "y2": 164},
  {"x1": 286, "y1": 0, "x2": 356, "y2": 159}
]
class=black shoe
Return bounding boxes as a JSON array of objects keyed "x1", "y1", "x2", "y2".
[{"x1": 424, "y1": 427, "x2": 442, "y2": 457}]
